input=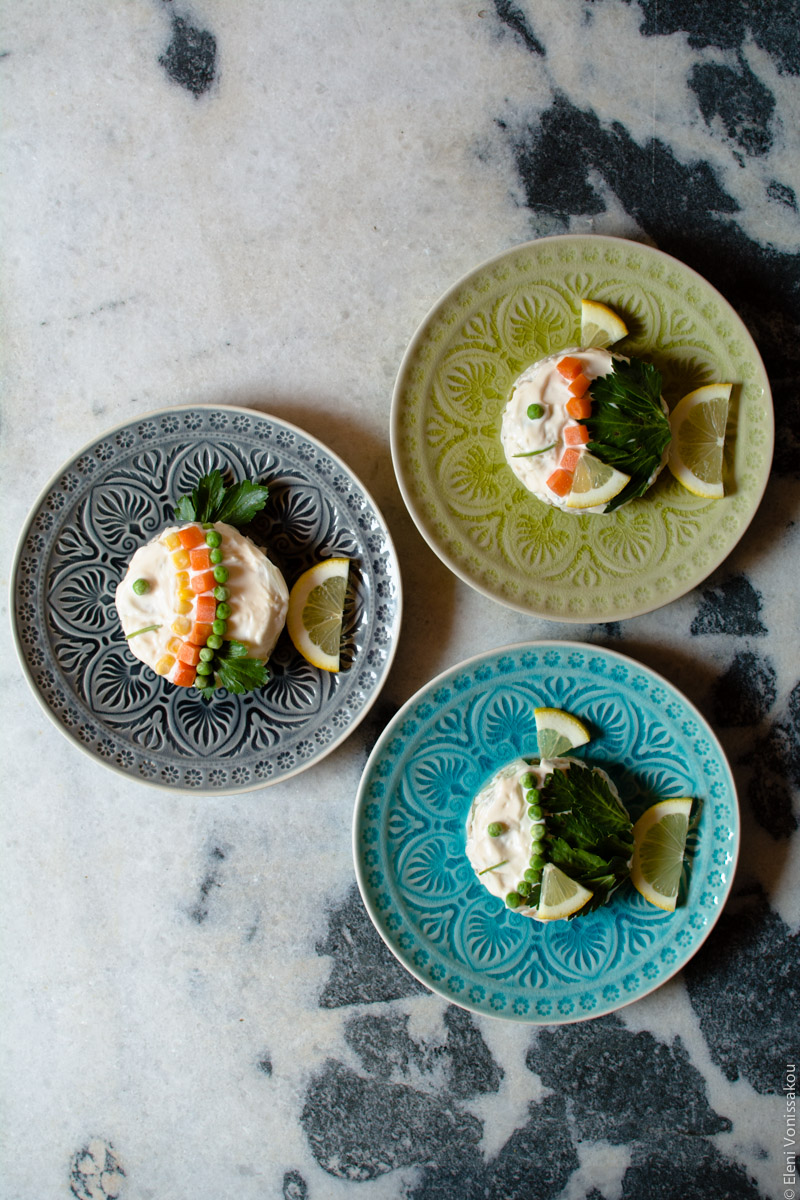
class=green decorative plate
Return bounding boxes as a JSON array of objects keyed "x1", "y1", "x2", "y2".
[{"x1": 391, "y1": 235, "x2": 773, "y2": 622}]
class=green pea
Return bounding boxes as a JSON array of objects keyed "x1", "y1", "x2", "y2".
[
  {"x1": 205, "y1": 530, "x2": 221, "y2": 548},
  {"x1": 213, "y1": 566, "x2": 229, "y2": 584},
  {"x1": 530, "y1": 855, "x2": 545, "y2": 871},
  {"x1": 487, "y1": 822, "x2": 505, "y2": 838},
  {"x1": 524, "y1": 867, "x2": 541, "y2": 883},
  {"x1": 526, "y1": 403, "x2": 544, "y2": 420},
  {"x1": 132, "y1": 578, "x2": 150, "y2": 595},
  {"x1": 528, "y1": 806, "x2": 543, "y2": 820},
  {"x1": 206, "y1": 634, "x2": 223, "y2": 650},
  {"x1": 202, "y1": 522, "x2": 214, "y2": 529},
  {"x1": 520, "y1": 773, "x2": 536, "y2": 790},
  {"x1": 209, "y1": 547, "x2": 223, "y2": 565},
  {"x1": 199, "y1": 647, "x2": 215, "y2": 662},
  {"x1": 526, "y1": 787, "x2": 540, "y2": 805},
  {"x1": 195, "y1": 661, "x2": 213, "y2": 676},
  {"x1": 505, "y1": 891, "x2": 522, "y2": 909},
  {"x1": 212, "y1": 619, "x2": 227, "y2": 636},
  {"x1": 517, "y1": 881, "x2": 532, "y2": 897},
  {"x1": 215, "y1": 602, "x2": 231, "y2": 620},
  {"x1": 530, "y1": 828, "x2": 544, "y2": 845},
  {"x1": 213, "y1": 585, "x2": 230, "y2": 602}
]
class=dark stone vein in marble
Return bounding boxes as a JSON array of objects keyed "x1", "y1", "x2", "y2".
[
  {"x1": 316, "y1": 883, "x2": 427, "y2": 1007},
  {"x1": 689, "y1": 57, "x2": 775, "y2": 157},
  {"x1": 690, "y1": 575, "x2": 767, "y2": 636},
  {"x1": 282, "y1": 1169, "x2": 308, "y2": 1200},
  {"x1": 159, "y1": 14, "x2": 216, "y2": 97},
  {"x1": 620, "y1": 1134, "x2": 765, "y2": 1200},
  {"x1": 741, "y1": 680, "x2": 800, "y2": 838},
  {"x1": 711, "y1": 650, "x2": 777, "y2": 726},
  {"x1": 684, "y1": 886, "x2": 800, "y2": 1093},
  {"x1": 530, "y1": 1014, "x2": 731, "y2": 1143},
  {"x1": 69, "y1": 1140, "x2": 125, "y2": 1200},
  {"x1": 493, "y1": 0, "x2": 546, "y2": 56},
  {"x1": 634, "y1": 0, "x2": 800, "y2": 76},
  {"x1": 188, "y1": 844, "x2": 226, "y2": 924}
]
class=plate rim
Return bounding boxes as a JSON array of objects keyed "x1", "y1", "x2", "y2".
[
  {"x1": 390, "y1": 232, "x2": 774, "y2": 622},
  {"x1": 11, "y1": 402, "x2": 404, "y2": 794},
  {"x1": 353, "y1": 637, "x2": 740, "y2": 1023}
]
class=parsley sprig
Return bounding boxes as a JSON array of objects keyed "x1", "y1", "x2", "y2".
[
  {"x1": 198, "y1": 639, "x2": 268, "y2": 699},
  {"x1": 174, "y1": 469, "x2": 270, "y2": 528},
  {"x1": 583, "y1": 356, "x2": 671, "y2": 511},
  {"x1": 541, "y1": 762, "x2": 634, "y2": 916}
]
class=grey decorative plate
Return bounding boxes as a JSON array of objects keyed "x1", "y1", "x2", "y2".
[
  {"x1": 12, "y1": 406, "x2": 402, "y2": 793},
  {"x1": 354, "y1": 640, "x2": 738, "y2": 1023}
]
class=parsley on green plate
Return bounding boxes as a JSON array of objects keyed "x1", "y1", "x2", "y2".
[{"x1": 391, "y1": 234, "x2": 773, "y2": 622}]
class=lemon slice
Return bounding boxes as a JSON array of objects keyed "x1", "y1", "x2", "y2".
[
  {"x1": 580, "y1": 299, "x2": 628, "y2": 349},
  {"x1": 534, "y1": 707, "x2": 591, "y2": 758},
  {"x1": 564, "y1": 452, "x2": 630, "y2": 509},
  {"x1": 287, "y1": 558, "x2": 350, "y2": 672},
  {"x1": 536, "y1": 863, "x2": 593, "y2": 921},
  {"x1": 630, "y1": 797, "x2": 693, "y2": 911},
  {"x1": 667, "y1": 383, "x2": 731, "y2": 499}
]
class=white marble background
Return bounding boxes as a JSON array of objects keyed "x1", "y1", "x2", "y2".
[{"x1": 2, "y1": 3, "x2": 798, "y2": 1198}]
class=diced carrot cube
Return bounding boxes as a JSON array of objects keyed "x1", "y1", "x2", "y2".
[
  {"x1": 190, "y1": 570, "x2": 216, "y2": 594},
  {"x1": 177, "y1": 642, "x2": 201, "y2": 666},
  {"x1": 546, "y1": 467, "x2": 574, "y2": 497},
  {"x1": 171, "y1": 662, "x2": 197, "y2": 688},
  {"x1": 178, "y1": 525, "x2": 206, "y2": 550},
  {"x1": 566, "y1": 394, "x2": 592, "y2": 420},
  {"x1": 556, "y1": 356, "x2": 583, "y2": 381},
  {"x1": 568, "y1": 373, "x2": 590, "y2": 397},
  {"x1": 560, "y1": 447, "x2": 582, "y2": 472},
  {"x1": 564, "y1": 424, "x2": 590, "y2": 446},
  {"x1": 187, "y1": 622, "x2": 213, "y2": 646},
  {"x1": 195, "y1": 594, "x2": 217, "y2": 623},
  {"x1": 189, "y1": 546, "x2": 211, "y2": 571}
]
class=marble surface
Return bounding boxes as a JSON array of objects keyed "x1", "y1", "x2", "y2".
[{"x1": 1, "y1": 3, "x2": 798, "y2": 1198}]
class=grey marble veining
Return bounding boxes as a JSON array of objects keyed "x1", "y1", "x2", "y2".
[{"x1": 1, "y1": 3, "x2": 798, "y2": 1198}]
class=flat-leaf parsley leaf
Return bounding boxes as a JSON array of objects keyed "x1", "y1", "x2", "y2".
[
  {"x1": 198, "y1": 639, "x2": 268, "y2": 698},
  {"x1": 173, "y1": 469, "x2": 269, "y2": 528}
]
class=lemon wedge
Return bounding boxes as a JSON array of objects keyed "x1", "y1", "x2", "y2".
[
  {"x1": 564, "y1": 452, "x2": 630, "y2": 509},
  {"x1": 667, "y1": 384, "x2": 731, "y2": 499},
  {"x1": 581, "y1": 299, "x2": 628, "y2": 349},
  {"x1": 536, "y1": 863, "x2": 593, "y2": 921},
  {"x1": 287, "y1": 558, "x2": 350, "y2": 672},
  {"x1": 533, "y1": 707, "x2": 591, "y2": 758},
  {"x1": 630, "y1": 797, "x2": 692, "y2": 911}
]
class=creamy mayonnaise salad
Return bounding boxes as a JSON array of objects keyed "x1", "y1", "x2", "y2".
[
  {"x1": 500, "y1": 347, "x2": 668, "y2": 513},
  {"x1": 465, "y1": 755, "x2": 626, "y2": 920},
  {"x1": 115, "y1": 521, "x2": 288, "y2": 687}
]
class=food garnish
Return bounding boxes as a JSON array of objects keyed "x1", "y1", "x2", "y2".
[
  {"x1": 173, "y1": 468, "x2": 270, "y2": 528},
  {"x1": 580, "y1": 299, "x2": 629, "y2": 349},
  {"x1": 533, "y1": 707, "x2": 591, "y2": 757},
  {"x1": 667, "y1": 383, "x2": 731, "y2": 499},
  {"x1": 125, "y1": 623, "x2": 161, "y2": 639},
  {"x1": 581, "y1": 356, "x2": 672, "y2": 511},
  {"x1": 287, "y1": 557, "x2": 350, "y2": 672},
  {"x1": 630, "y1": 797, "x2": 693, "y2": 911},
  {"x1": 196, "y1": 639, "x2": 269, "y2": 699}
]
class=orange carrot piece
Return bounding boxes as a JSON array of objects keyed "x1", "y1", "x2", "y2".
[
  {"x1": 564, "y1": 424, "x2": 590, "y2": 446},
  {"x1": 171, "y1": 662, "x2": 197, "y2": 688},
  {"x1": 556, "y1": 356, "x2": 583, "y2": 381},
  {"x1": 178, "y1": 525, "x2": 205, "y2": 550},
  {"x1": 187, "y1": 622, "x2": 213, "y2": 646},
  {"x1": 189, "y1": 546, "x2": 212, "y2": 571},
  {"x1": 195, "y1": 594, "x2": 217, "y2": 623},
  {"x1": 177, "y1": 642, "x2": 201, "y2": 666},
  {"x1": 568, "y1": 373, "x2": 590, "y2": 397},
  {"x1": 560, "y1": 447, "x2": 582, "y2": 472},
  {"x1": 546, "y1": 467, "x2": 574, "y2": 497},
  {"x1": 566, "y1": 394, "x2": 592, "y2": 420},
  {"x1": 190, "y1": 569, "x2": 216, "y2": 594}
]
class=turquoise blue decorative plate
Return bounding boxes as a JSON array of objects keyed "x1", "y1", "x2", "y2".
[
  {"x1": 353, "y1": 641, "x2": 738, "y2": 1023},
  {"x1": 12, "y1": 406, "x2": 401, "y2": 793},
  {"x1": 391, "y1": 234, "x2": 773, "y2": 622}
]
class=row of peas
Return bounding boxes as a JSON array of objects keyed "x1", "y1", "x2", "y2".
[
  {"x1": 505, "y1": 771, "x2": 547, "y2": 910},
  {"x1": 151, "y1": 524, "x2": 232, "y2": 688}
]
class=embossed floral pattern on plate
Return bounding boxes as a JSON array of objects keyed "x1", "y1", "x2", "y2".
[
  {"x1": 353, "y1": 641, "x2": 739, "y2": 1023},
  {"x1": 391, "y1": 234, "x2": 773, "y2": 621},
  {"x1": 12, "y1": 406, "x2": 401, "y2": 792}
]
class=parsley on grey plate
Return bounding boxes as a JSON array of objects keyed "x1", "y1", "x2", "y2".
[{"x1": 173, "y1": 468, "x2": 270, "y2": 528}]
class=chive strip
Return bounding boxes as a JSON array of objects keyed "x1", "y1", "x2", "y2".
[
  {"x1": 512, "y1": 443, "x2": 557, "y2": 458},
  {"x1": 126, "y1": 624, "x2": 161, "y2": 639},
  {"x1": 479, "y1": 859, "x2": 509, "y2": 876}
]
